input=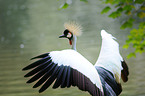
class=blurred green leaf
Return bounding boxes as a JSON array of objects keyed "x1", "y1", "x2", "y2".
[
  {"x1": 123, "y1": 5, "x2": 134, "y2": 11},
  {"x1": 141, "y1": 6, "x2": 145, "y2": 11},
  {"x1": 135, "y1": 47, "x2": 144, "y2": 53},
  {"x1": 137, "y1": 12, "x2": 145, "y2": 18},
  {"x1": 59, "y1": 3, "x2": 69, "y2": 9},
  {"x1": 105, "y1": 0, "x2": 119, "y2": 4},
  {"x1": 105, "y1": 0, "x2": 113, "y2": 4},
  {"x1": 121, "y1": 18, "x2": 134, "y2": 29},
  {"x1": 126, "y1": 38, "x2": 132, "y2": 43},
  {"x1": 128, "y1": 18, "x2": 135, "y2": 22},
  {"x1": 109, "y1": 11, "x2": 121, "y2": 18},
  {"x1": 117, "y1": 7, "x2": 123, "y2": 12},
  {"x1": 125, "y1": 0, "x2": 134, "y2": 3},
  {"x1": 125, "y1": 10, "x2": 131, "y2": 15},
  {"x1": 101, "y1": 6, "x2": 111, "y2": 14},
  {"x1": 115, "y1": 3, "x2": 124, "y2": 8},
  {"x1": 127, "y1": 52, "x2": 136, "y2": 59},
  {"x1": 80, "y1": 0, "x2": 88, "y2": 3},
  {"x1": 123, "y1": 44, "x2": 129, "y2": 49},
  {"x1": 121, "y1": 21, "x2": 132, "y2": 29},
  {"x1": 135, "y1": 0, "x2": 144, "y2": 4},
  {"x1": 139, "y1": 22, "x2": 145, "y2": 28},
  {"x1": 142, "y1": 40, "x2": 145, "y2": 46}
]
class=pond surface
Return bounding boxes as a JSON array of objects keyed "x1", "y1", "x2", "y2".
[{"x1": 0, "y1": 0, "x2": 145, "y2": 96}]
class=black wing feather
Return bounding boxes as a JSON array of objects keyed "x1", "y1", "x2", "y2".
[
  {"x1": 33, "y1": 63, "x2": 56, "y2": 88},
  {"x1": 24, "y1": 61, "x2": 49, "y2": 77},
  {"x1": 52, "y1": 65, "x2": 64, "y2": 88},
  {"x1": 66, "y1": 66, "x2": 71, "y2": 87},
  {"x1": 61, "y1": 66, "x2": 68, "y2": 88},
  {"x1": 26, "y1": 62, "x2": 53, "y2": 83},
  {"x1": 31, "y1": 53, "x2": 49, "y2": 60},
  {"x1": 22, "y1": 56, "x2": 50, "y2": 70},
  {"x1": 23, "y1": 53, "x2": 103, "y2": 96},
  {"x1": 121, "y1": 60, "x2": 129, "y2": 82},
  {"x1": 39, "y1": 65, "x2": 60, "y2": 93}
]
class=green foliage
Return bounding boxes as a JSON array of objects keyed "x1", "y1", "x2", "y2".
[
  {"x1": 59, "y1": 0, "x2": 73, "y2": 9},
  {"x1": 127, "y1": 52, "x2": 136, "y2": 59},
  {"x1": 109, "y1": 11, "x2": 121, "y2": 18},
  {"x1": 80, "y1": 0, "x2": 88, "y2": 3},
  {"x1": 121, "y1": 18, "x2": 134, "y2": 29},
  {"x1": 137, "y1": 12, "x2": 145, "y2": 18},
  {"x1": 100, "y1": 0, "x2": 145, "y2": 58},
  {"x1": 141, "y1": 6, "x2": 145, "y2": 11},
  {"x1": 123, "y1": 22, "x2": 145, "y2": 58},
  {"x1": 59, "y1": 3, "x2": 69, "y2": 9},
  {"x1": 101, "y1": 6, "x2": 111, "y2": 14},
  {"x1": 135, "y1": 0, "x2": 145, "y2": 4}
]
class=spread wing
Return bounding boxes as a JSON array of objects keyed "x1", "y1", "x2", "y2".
[
  {"x1": 94, "y1": 30, "x2": 129, "y2": 96},
  {"x1": 23, "y1": 49, "x2": 104, "y2": 96},
  {"x1": 95, "y1": 30, "x2": 129, "y2": 83}
]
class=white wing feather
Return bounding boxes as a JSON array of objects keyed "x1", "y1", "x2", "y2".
[
  {"x1": 95, "y1": 30, "x2": 123, "y2": 83},
  {"x1": 50, "y1": 49, "x2": 103, "y2": 91}
]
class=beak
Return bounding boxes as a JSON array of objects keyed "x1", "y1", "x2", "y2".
[{"x1": 59, "y1": 34, "x2": 66, "y2": 38}]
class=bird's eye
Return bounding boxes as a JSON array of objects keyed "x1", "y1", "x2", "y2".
[{"x1": 67, "y1": 32, "x2": 72, "y2": 38}]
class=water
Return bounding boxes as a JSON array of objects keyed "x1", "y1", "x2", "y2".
[{"x1": 0, "y1": 0, "x2": 145, "y2": 96}]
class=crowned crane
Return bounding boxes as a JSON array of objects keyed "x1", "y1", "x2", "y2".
[{"x1": 22, "y1": 21, "x2": 129, "y2": 96}]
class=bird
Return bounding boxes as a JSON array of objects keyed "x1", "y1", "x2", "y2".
[{"x1": 22, "y1": 21, "x2": 129, "y2": 96}]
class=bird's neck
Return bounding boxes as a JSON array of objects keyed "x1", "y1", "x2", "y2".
[{"x1": 71, "y1": 35, "x2": 77, "y2": 51}]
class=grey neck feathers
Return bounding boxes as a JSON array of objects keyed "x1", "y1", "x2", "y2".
[{"x1": 72, "y1": 35, "x2": 77, "y2": 51}]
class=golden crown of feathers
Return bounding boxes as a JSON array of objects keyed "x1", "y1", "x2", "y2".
[{"x1": 64, "y1": 21, "x2": 82, "y2": 36}]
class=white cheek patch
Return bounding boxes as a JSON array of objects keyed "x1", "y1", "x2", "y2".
[{"x1": 67, "y1": 32, "x2": 72, "y2": 38}]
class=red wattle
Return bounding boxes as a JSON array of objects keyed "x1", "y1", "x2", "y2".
[{"x1": 69, "y1": 40, "x2": 72, "y2": 45}]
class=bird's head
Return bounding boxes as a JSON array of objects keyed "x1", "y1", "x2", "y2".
[
  {"x1": 59, "y1": 29, "x2": 73, "y2": 45},
  {"x1": 59, "y1": 21, "x2": 82, "y2": 45}
]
